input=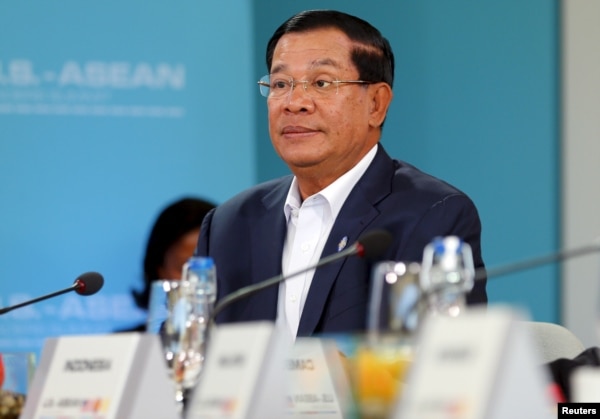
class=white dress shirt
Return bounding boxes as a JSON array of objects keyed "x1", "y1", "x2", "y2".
[{"x1": 277, "y1": 144, "x2": 378, "y2": 338}]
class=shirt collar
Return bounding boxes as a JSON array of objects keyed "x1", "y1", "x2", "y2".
[{"x1": 283, "y1": 144, "x2": 378, "y2": 222}]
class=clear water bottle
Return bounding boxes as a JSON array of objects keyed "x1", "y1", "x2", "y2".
[
  {"x1": 419, "y1": 236, "x2": 475, "y2": 317},
  {"x1": 183, "y1": 256, "x2": 217, "y2": 310}
]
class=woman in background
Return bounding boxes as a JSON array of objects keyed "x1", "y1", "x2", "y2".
[{"x1": 125, "y1": 197, "x2": 216, "y2": 332}]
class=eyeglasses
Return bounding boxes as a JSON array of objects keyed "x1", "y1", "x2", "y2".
[{"x1": 257, "y1": 74, "x2": 373, "y2": 98}]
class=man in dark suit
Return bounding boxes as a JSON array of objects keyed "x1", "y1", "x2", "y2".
[{"x1": 196, "y1": 10, "x2": 486, "y2": 338}]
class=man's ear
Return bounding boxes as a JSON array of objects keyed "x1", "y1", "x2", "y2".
[{"x1": 368, "y1": 83, "x2": 393, "y2": 128}]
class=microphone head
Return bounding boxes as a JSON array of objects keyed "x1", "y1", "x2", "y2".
[
  {"x1": 357, "y1": 229, "x2": 393, "y2": 260},
  {"x1": 74, "y1": 272, "x2": 104, "y2": 296}
]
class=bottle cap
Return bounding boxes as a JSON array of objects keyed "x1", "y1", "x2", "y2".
[{"x1": 186, "y1": 256, "x2": 214, "y2": 271}]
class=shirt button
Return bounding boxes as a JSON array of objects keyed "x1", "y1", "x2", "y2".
[{"x1": 301, "y1": 242, "x2": 310, "y2": 252}]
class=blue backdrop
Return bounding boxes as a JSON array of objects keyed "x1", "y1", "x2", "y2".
[
  {"x1": 0, "y1": 1, "x2": 255, "y2": 356},
  {"x1": 1, "y1": 0, "x2": 559, "y2": 358}
]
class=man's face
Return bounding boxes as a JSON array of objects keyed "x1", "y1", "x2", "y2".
[{"x1": 267, "y1": 28, "x2": 390, "y2": 195}]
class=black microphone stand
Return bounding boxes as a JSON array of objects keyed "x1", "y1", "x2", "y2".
[{"x1": 0, "y1": 283, "x2": 79, "y2": 315}]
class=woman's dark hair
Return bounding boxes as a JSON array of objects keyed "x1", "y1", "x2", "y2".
[
  {"x1": 131, "y1": 197, "x2": 216, "y2": 310},
  {"x1": 266, "y1": 10, "x2": 394, "y2": 88}
]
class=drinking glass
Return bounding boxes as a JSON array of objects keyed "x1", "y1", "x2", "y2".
[
  {"x1": 147, "y1": 279, "x2": 208, "y2": 411},
  {"x1": 170, "y1": 280, "x2": 209, "y2": 399},
  {"x1": 147, "y1": 280, "x2": 188, "y2": 409},
  {"x1": 0, "y1": 352, "x2": 36, "y2": 418},
  {"x1": 353, "y1": 261, "x2": 422, "y2": 419},
  {"x1": 147, "y1": 280, "x2": 182, "y2": 369}
]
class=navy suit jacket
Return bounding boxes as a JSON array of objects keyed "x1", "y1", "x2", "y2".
[{"x1": 196, "y1": 145, "x2": 487, "y2": 336}]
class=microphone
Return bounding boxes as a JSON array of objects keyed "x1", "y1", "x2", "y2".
[
  {"x1": 209, "y1": 229, "x2": 392, "y2": 324},
  {"x1": 475, "y1": 237, "x2": 600, "y2": 282},
  {"x1": 0, "y1": 271, "x2": 104, "y2": 315}
]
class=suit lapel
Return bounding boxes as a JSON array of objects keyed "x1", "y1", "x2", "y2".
[
  {"x1": 241, "y1": 177, "x2": 291, "y2": 320},
  {"x1": 297, "y1": 146, "x2": 395, "y2": 335}
]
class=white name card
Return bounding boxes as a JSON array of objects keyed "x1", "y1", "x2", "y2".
[
  {"x1": 286, "y1": 338, "x2": 353, "y2": 418},
  {"x1": 572, "y1": 366, "x2": 600, "y2": 402},
  {"x1": 394, "y1": 306, "x2": 553, "y2": 419},
  {"x1": 186, "y1": 321, "x2": 289, "y2": 419},
  {"x1": 20, "y1": 333, "x2": 179, "y2": 419}
]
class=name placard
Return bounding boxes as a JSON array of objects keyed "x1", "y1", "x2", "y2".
[
  {"x1": 572, "y1": 366, "x2": 600, "y2": 402},
  {"x1": 20, "y1": 333, "x2": 179, "y2": 419},
  {"x1": 186, "y1": 321, "x2": 289, "y2": 419},
  {"x1": 286, "y1": 338, "x2": 353, "y2": 418},
  {"x1": 394, "y1": 306, "x2": 553, "y2": 419}
]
